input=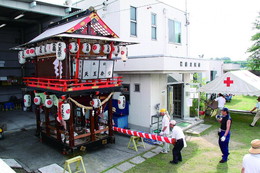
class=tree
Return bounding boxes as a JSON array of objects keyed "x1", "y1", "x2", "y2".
[{"x1": 247, "y1": 13, "x2": 260, "y2": 70}]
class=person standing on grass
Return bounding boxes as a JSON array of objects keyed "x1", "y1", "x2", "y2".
[
  {"x1": 169, "y1": 120, "x2": 187, "y2": 164},
  {"x1": 249, "y1": 96, "x2": 260, "y2": 127},
  {"x1": 215, "y1": 93, "x2": 226, "y2": 115},
  {"x1": 241, "y1": 139, "x2": 260, "y2": 173},
  {"x1": 217, "y1": 107, "x2": 232, "y2": 163},
  {"x1": 159, "y1": 108, "x2": 170, "y2": 153}
]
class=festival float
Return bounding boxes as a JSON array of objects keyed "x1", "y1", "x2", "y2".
[{"x1": 16, "y1": 8, "x2": 135, "y2": 153}]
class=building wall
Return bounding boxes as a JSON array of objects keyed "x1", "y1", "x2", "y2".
[{"x1": 76, "y1": 0, "x2": 187, "y2": 57}]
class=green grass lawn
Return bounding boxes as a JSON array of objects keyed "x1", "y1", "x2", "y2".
[
  {"x1": 124, "y1": 113, "x2": 260, "y2": 173},
  {"x1": 225, "y1": 95, "x2": 257, "y2": 111}
]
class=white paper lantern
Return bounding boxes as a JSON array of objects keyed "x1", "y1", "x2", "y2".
[
  {"x1": 45, "y1": 44, "x2": 51, "y2": 54},
  {"x1": 50, "y1": 43, "x2": 56, "y2": 53},
  {"x1": 120, "y1": 46, "x2": 128, "y2": 62},
  {"x1": 82, "y1": 43, "x2": 91, "y2": 53},
  {"x1": 35, "y1": 46, "x2": 41, "y2": 56},
  {"x1": 61, "y1": 103, "x2": 71, "y2": 120},
  {"x1": 56, "y1": 42, "x2": 66, "y2": 61},
  {"x1": 69, "y1": 42, "x2": 79, "y2": 53},
  {"x1": 29, "y1": 48, "x2": 36, "y2": 57},
  {"x1": 24, "y1": 94, "x2": 31, "y2": 107},
  {"x1": 118, "y1": 95, "x2": 126, "y2": 109},
  {"x1": 103, "y1": 44, "x2": 111, "y2": 54},
  {"x1": 24, "y1": 49, "x2": 30, "y2": 58},
  {"x1": 18, "y1": 51, "x2": 26, "y2": 64},
  {"x1": 112, "y1": 45, "x2": 120, "y2": 55},
  {"x1": 92, "y1": 44, "x2": 101, "y2": 54},
  {"x1": 40, "y1": 45, "x2": 45, "y2": 55},
  {"x1": 91, "y1": 98, "x2": 101, "y2": 108},
  {"x1": 33, "y1": 96, "x2": 41, "y2": 105},
  {"x1": 45, "y1": 98, "x2": 53, "y2": 108}
]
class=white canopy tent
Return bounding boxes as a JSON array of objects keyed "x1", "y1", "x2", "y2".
[{"x1": 198, "y1": 70, "x2": 260, "y2": 96}]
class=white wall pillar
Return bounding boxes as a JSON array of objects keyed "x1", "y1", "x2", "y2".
[{"x1": 183, "y1": 73, "x2": 191, "y2": 119}]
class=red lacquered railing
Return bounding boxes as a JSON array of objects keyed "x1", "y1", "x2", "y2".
[{"x1": 23, "y1": 77, "x2": 123, "y2": 92}]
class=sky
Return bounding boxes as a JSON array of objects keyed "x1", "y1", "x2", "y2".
[
  {"x1": 161, "y1": 0, "x2": 260, "y2": 60},
  {"x1": 42, "y1": 0, "x2": 259, "y2": 61}
]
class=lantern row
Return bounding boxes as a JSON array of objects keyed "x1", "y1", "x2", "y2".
[{"x1": 18, "y1": 42, "x2": 126, "y2": 64}]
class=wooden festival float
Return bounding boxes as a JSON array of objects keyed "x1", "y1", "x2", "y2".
[{"x1": 16, "y1": 9, "x2": 134, "y2": 153}]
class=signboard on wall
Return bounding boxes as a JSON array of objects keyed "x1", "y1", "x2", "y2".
[{"x1": 78, "y1": 60, "x2": 114, "y2": 79}]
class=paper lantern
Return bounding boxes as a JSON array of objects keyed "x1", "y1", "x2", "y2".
[
  {"x1": 120, "y1": 46, "x2": 128, "y2": 62},
  {"x1": 45, "y1": 44, "x2": 51, "y2": 54},
  {"x1": 82, "y1": 43, "x2": 91, "y2": 53},
  {"x1": 92, "y1": 44, "x2": 101, "y2": 54},
  {"x1": 103, "y1": 44, "x2": 111, "y2": 54},
  {"x1": 118, "y1": 95, "x2": 126, "y2": 109},
  {"x1": 18, "y1": 51, "x2": 26, "y2": 64},
  {"x1": 56, "y1": 42, "x2": 66, "y2": 60},
  {"x1": 24, "y1": 49, "x2": 30, "y2": 58},
  {"x1": 33, "y1": 96, "x2": 41, "y2": 105},
  {"x1": 61, "y1": 103, "x2": 70, "y2": 120},
  {"x1": 69, "y1": 42, "x2": 79, "y2": 53},
  {"x1": 90, "y1": 98, "x2": 101, "y2": 108},
  {"x1": 35, "y1": 46, "x2": 41, "y2": 56},
  {"x1": 29, "y1": 47, "x2": 36, "y2": 57},
  {"x1": 45, "y1": 98, "x2": 53, "y2": 108},
  {"x1": 50, "y1": 43, "x2": 56, "y2": 53},
  {"x1": 113, "y1": 45, "x2": 120, "y2": 55},
  {"x1": 40, "y1": 45, "x2": 45, "y2": 55},
  {"x1": 24, "y1": 94, "x2": 31, "y2": 107}
]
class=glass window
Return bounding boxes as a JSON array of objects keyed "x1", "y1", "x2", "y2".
[
  {"x1": 134, "y1": 84, "x2": 140, "y2": 92},
  {"x1": 168, "y1": 19, "x2": 181, "y2": 43},
  {"x1": 174, "y1": 21, "x2": 181, "y2": 43},
  {"x1": 168, "y1": 19, "x2": 174, "y2": 42},
  {"x1": 151, "y1": 13, "x2": 157, "y2": 40},
  {"x1": 130, "y1": 6, "x2": 137, "y2": 36}
]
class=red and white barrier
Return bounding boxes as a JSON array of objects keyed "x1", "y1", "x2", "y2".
[{"x1": 113, "y1": 127, "x2": 176, "y2": 144}]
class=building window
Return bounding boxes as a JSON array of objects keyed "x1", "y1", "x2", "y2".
[
  {"x1": 190, "y1": 62, "x2": 192, "y2": 67},
  {"x1": 151, "y1": 13, "x2": 157, "y2": 40},
  {"x1": 210, "y1": 71, "x2": 217, "y2": 81},
  {"x1": 134, "y1": 83, "x2": 140, "y2": 92},
  {"x1": 130, "y1": 6, "x2": 137, "y2": 36},
  {"x1": 185, "y1": 62, "x2": 187, "y2": 67},
  {"x1": 168, "y1": 19, "x2": 181, "y2": 43},
  {"x1": 194, "y1": 63, "x2": 197, "y2": 67},
  {"x1": 198, "y1": 63, "x2": 201, "y2": 67},
  {"x1": 180, "y1": 61, "x2": 183, "y2": 67}
]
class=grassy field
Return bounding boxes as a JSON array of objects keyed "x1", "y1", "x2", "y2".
[
  {"x1": 125, "y1": 113, "x2": 260, "y2": 173},
  {"x1": 225, "y1": 95, "x2": 257, "y2": 111}
]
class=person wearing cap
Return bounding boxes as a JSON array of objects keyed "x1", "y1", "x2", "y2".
[
  {"x1": 215, "y1": 93, "x2": 226, "y2": 115},
  {"x1": 249, "y1": 96, "x2": 260, "y2": 127},
  {"x1": 217, "y1": 107, "x2": 232, "y2": 163},
  {"x1": 169, "y1": 120, "x2": 187, "y2": 164},
  {"x1": 241, "y1": 139, "x2": 260, "y2": 173},
  {"x1": 159, "y1": 108, "x2": 170, "y2": 153}
]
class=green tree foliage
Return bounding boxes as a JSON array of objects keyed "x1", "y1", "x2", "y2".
[{"x1": 247, "y1": 13, "x2": 260, "y2": 70}]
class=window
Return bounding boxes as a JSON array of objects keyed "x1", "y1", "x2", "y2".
[
  {"x1": 168, "y1": 19, "x2": 181, "y2": 43},
  {"x1": 180, "y1": 61, "x2": 183, "y2": 67},
  {"x1": 185, "y1": 62, "x2": 187, "y2": 67},
  {"x1": 190, "y1": 62, "x2": 192, "y2": 67},
  {"x1": 210, "y1": 71, "x2": 217, "y2": 81},
  {"x1": 134, "y1": 84, "x2": 140, "y2": 92},
  {"x1": 151, "y1": 13, "x2": 157, "y2": 40},
  {"x1": 130, "y1": 6, "x2": 137, "y2": 36}
]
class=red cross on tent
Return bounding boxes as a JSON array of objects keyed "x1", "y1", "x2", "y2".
[{"x1": 224, "y1": 77, "x2": 234, "y2": 87}]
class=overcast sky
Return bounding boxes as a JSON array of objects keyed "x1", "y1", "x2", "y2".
[{"x1": 42, "y1": 0, "x2": 259, "y2": 61}]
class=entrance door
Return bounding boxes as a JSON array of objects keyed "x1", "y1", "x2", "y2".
[{"x1": 167, "y1": 83, "x2": 183, "y2": 118}]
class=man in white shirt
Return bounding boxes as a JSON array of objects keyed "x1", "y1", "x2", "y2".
[
  {"x1": 215, "y1": 93, "x2": 226, "y2": 115},
  {"x1": 169, "y1": 120, "x2": 187, "y2": 164},
  {"x1": 159, "y1": 108, "x2": 170, "y2": 153},
  {"x1": 241, "y1": 139, "x2": 260, "y2": 173},
  {"x1": 249, "y1": 97, "x2": 260, "y2": 127}
]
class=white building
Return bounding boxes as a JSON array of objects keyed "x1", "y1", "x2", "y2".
[{"x1": 75, "y1": 0, "x2": 223, "y2": 131}]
